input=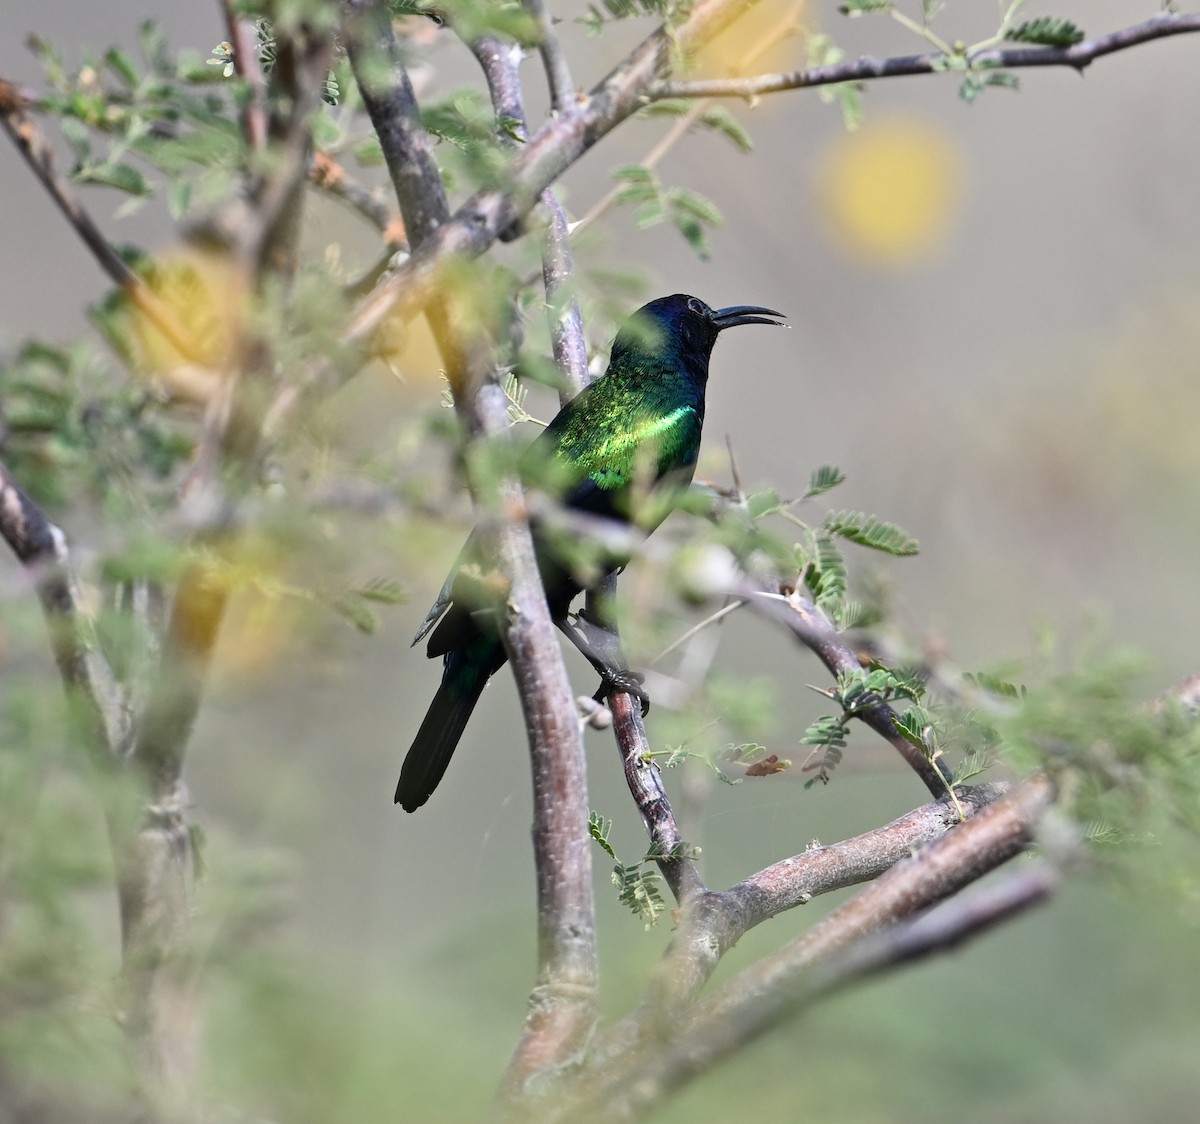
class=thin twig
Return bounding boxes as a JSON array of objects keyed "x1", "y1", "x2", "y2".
[
  {"x1": 651, "y1": 11, "x2": 1200, "y2": 99},
  {"x1": 220, "y1": 0, "x2": 269, "y2": 152},
  {"x1": 743, "y1": 584, "x2": 950, "y2": 796},
  {"x1": 0, "y1": 460, "x2": 125, "y2": 757},
  {"x1": 526, "y1": 0, "x2": 576, "y2": 113},
  {"x1": 0, "y1": 80, "x2": 205, "y2": 365},
  {"x1": 652, "y1": 598, "x2": 746, "y2": 664},
  {"x1": 310, "y1": 149, "x2": 406, "y2": 242},
  {"x1": 572, "y1": 0, "x2": 801, "y2": 237}
]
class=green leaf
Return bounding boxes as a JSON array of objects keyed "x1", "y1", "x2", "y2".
[
  {"x1": 746, "y1": 488, "x2": 786, "y2": 520},
  {"x1": 613, "y1": 861, "x2": 668, "y2": 927},
  {"x1": 353, "y1": 137, "x2": 385, "y2": 167},
  {"x1": 839, "y1": 0, "x2": 891, "y2": 14},
  {"x1": 699, "y1": 105, "x2": 752, "y2": 153},
  {"x1": 58, "y1": 117, "x2": 92, "y2": 161},
  {"x1": 166, "y1": 178, "x2": 193, "y2": 220},
  {"x1": 800, "y1": 716, "x2": 847, "y2": 749},
  {"x1": 103, "y1": 47, "x2": 139, "y2": 88},
  {"x1": 800, "y1": 714, "x2": 847, "y2": 787},
  {"x1": 960, "y1": 70, "x2": 1019, "y2": 103},
  {"x1": 75, "y1": 161, "x2": 151, "y2": 195},
  {"x1": 893, "y1": 705, "x2": 932, "y2": 748},
  {"x1": 810, "y1": 532, "x2": 847, "y2": 608},
  {"x1": 964, "y1": 670, "x2": 1025, "y2": 699},
  {"x1": 612, "y1": 163, "x2": 656, "y2": 185},
  {"x1": 633, "y1": 198, "x2": 668, "y2": 228},
  {"x1": 803, "y1": 464, "x2": 846, "y2": 499},
  {"x1": 588, "y1": 811, "x2": 617, "y2": 860},
  {"x1": 636, "y1": 99, "x2": 693, "y2": 122},
  {"x1": 355, "y1": 577, "x2": 406, "y2": 605},
  {"x1": 1006, "y1": 17, "x2": 1085, "y2": 47},
  {"x1": 669, "y1": 187, "x2": 722, "y2": 226},
  {"x1": 834, "y1": 599, "x2": 880, "y2": 630},
  {"x1": 672, "y1": 213, "x2": 710, "y2": 260},
  {"x1": 823, "y1": 511, "x2": 919, "y2": 556},
  {"x1": 326, "y1": 592, "x2": 380, "y2": 635}
]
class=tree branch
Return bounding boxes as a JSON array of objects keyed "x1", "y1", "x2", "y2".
[
  {"x1": 464, "y1": 33, "x2": 603, "y2": 1099},
  {"x1": 343, "y1": 0, "x2": 766, "y2": 347},
  {"x1": 310, "y1": 149, "x2": 405, "y2": 244},
  {"x1": 479, "y1": 388, "x2": 601, "y2": 1100},
  {"x1": 651, "y1": 11, "x2": 1200, "y2": 99},
  {"x1": 565, "y1": 774, "x2": 1055, "y2": 1120},
  {"x1": 220, "y1": 0, "x2": 269, "y2": 153},
  {"x1": 0, "y1": 461, "x2": 124, "y2": 760},
  {"x1": 527, "y1": 0, "x2": 576, "y2": 114},
  {"x1": 743, "y1": 583, "x2": 950, "y2": 796},
  {"x1": 0, "y1": 80, "x2": 205, "y2": 366}
]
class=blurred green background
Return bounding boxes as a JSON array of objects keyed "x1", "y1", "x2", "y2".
[{"x1": 3, "y1": 0, "x2": 1200, "y2": 1119}]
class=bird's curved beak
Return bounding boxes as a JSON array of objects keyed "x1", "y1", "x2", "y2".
[{"x1": 711, "y1": 305, "x2": 787, "y2": 330}]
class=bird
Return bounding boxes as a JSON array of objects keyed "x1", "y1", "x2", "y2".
[{"x1": 396, "y1": 293, "x2": 785, "y2": 811}]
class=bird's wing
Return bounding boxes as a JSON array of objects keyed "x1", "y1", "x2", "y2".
[{"x1": 411, "y1": 528, "x2": 482, "y2": 647}]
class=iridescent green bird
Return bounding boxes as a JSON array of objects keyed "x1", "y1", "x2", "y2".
[{"x1": 397, "y1": 294, "x2": 785, "y2": 810}]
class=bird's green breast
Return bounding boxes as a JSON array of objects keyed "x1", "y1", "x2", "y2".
[{"x1": 557, "y1": 402, "x2": 702, "y2": 490}]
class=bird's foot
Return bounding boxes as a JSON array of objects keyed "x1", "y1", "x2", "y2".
[{"x1": 592, "y1": 666, "x2": 650, "y2": 714}]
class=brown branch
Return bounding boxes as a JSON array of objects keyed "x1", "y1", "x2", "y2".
[
  {"x1": 540, "y1": 199, "x2": 590, "y2": 398},
  {"x1": 641, "y1": 781, "x2": 1009, "y2": 1015},
  {"x1": 743, "y1": 584, "x2": 950, "y2": 796},
  {"x1": 469, "y1": 26, "x2": 697, "y2": 916},
  {"x1": 0, "y1": 80, "x2": 206, "y2": 366},
  {"x1": 343, "y1": 0, "x2": 476, "y2": 393},
  {"x1": 0, "y1": 461, "x2": 125, "y2": 759},
  {"x1": 527, "y1": 0, "x2": 576, "y2": 113},
  {"x1": 651, "y1": 11, "x2": 1200, "y2": 99},
  {"x1": 610, "y1": 678, "x2": 707, "y2": 903},
  {"x1": 343, "y1": 0, "x2": 766, "y2": 348},
  {"x1": 0, "y1": 459, "x2": 196, "y2": 1106},
  {"x1": 460, "y1": 32, "x2": 603, "y2": 1100},
  {"x1": 310, "y1": 149, "x2": 405, "y2": 244},
  {"x1": 590, "y1": 780, "x2": 1007, "y2": 1077},
  {"x1": 564, "y1": 774, "x2": 1055, "y2": 1120},
  {"x1": 220, "y1": 0, "x2": 269, "y2": 152},
  {"x1": 478, "y1": 389, "x2": 601, "y2": 1100}
]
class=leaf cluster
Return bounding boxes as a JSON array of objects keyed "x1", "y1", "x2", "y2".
[
  {"x1": 610, "y1": 165, "x2": 723, "y2": 260},
  {"x1": 589, "y1": 812, "x2": 700, "y2": 927},
  {"x1": 0, "y1": 341, "x2": 193, "y2": 510},
  {"x1": 802, "y1": 665, "x2": 928, "y2": 786}
]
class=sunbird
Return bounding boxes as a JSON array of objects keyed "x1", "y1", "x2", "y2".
[{"x1": 397, "y1": 293, "x2": 785, "y2": 811}]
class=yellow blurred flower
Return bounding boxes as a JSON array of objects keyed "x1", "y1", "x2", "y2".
[{"x1": 816, "y1": 116, "x2": 964, "y2": 266}]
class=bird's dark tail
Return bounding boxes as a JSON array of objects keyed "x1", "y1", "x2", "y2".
[{"x1": 396, "y1": 641, "x2": 500, "y2": 811}]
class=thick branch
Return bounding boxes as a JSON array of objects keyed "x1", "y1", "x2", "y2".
[
  {"x1": 343, "y1": 0, "x2": 765, "y2": 347},
  {"x1": 461, "y1": 34, "x2": 602, "y2": 1098},
  {"x1": 651, "y1": 11, "x2": 1200, "y2": 99},
  {"x1": 566, "y1": 774, "x2": 1055, "y2": 1120},
  {"x1": 479, "y1": 390, "x2": 600, "y2": 1099},
  {"x1": 344, "y1": 0, "x2": 478, "y2": 394}
]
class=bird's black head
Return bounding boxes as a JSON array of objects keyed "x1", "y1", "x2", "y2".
[{"x1": 617, "y1": 294, "x2": 786, "y2": 367}]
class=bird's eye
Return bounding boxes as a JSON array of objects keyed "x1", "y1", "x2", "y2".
[{"x1": 687, "y1": 297, "x2": 706, "y2": 316}]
